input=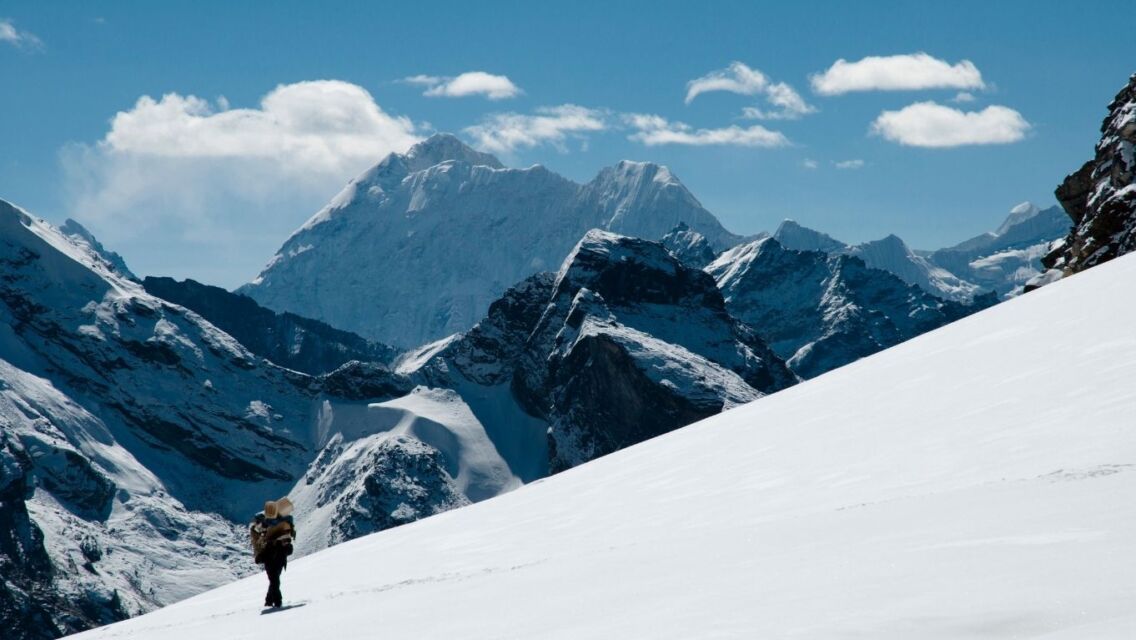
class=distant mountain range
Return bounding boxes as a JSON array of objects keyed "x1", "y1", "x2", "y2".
[{"x1": 239, "y1": 134, "x2": 743, "y2": 349}]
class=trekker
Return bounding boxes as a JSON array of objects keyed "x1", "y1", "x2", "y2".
[{"x1": 250, "y1": 498, "x2": 296, "y2": 608}]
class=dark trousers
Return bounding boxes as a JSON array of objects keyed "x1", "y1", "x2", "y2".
[{"x1": 263, "y1": 551, "x2": 287, "y2": 606}]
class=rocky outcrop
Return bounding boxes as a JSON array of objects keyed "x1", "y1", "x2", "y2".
[
  {"x1": 410, "y1": 230, "x2": 795, "y2": 474},
  {"x1": 707, "y1": 238, "x2": 994, "y2": 379},
  {"x1": 143, "y1": 276, "x2": 397, "y2": 375},
  {"x1": 301, "y1": 433, "x2": 469, "y2": 547},
  {"x1": 660, "y1": 222, "x2": 719, "y2": 269},
  {"x1": 1032, "y1": 73, "x2": 1136, "y2": 284}
]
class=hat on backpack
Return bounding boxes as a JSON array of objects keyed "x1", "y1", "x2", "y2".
[
  {"x1": 264, "y1": 500, "x2": 278, "y2": 519},
  {"x1": 276, "y1": 497, "x2": 294, "y2": 517}
]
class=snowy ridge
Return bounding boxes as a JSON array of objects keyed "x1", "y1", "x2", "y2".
[
  {"x1": 71, "y1": 247, "x2": 1136, "y2": 640},
  {"x1": 707, "y1": 237, "x2": 988, "y2": 378}
]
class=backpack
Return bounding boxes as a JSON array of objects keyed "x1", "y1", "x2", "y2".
[{"x1": 250, "y1": 515, "x2": 269, "y2": 563}]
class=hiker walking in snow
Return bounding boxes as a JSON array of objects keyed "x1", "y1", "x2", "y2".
[{"x1": 250, "y1": 498, "x2": 296, "y2": 608}]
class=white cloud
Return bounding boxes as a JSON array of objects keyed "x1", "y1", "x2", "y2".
[
  {"x1": 625, "y1": 113, "x2": 789, "y2": 147},
  {"x1": 404, "y1": 71, "x2": 521, "y2": 100},
  {"x1": 62, "y1": 80, "x2": 422, "y2": 283},
  {"x1": 835, "y1": 159, "x2": 865, "y2": 169},
  {"x1": 952, "y1": 91, "x2": 976, "y2": 103},
  {"x1": 463, "y1": 105, "x2": 607, "y2": 154},
  {"x1": 870, "y1": 101, "x2": 1030, "y2": 148},
  {"x1": 802, "y1": 159, "x2": 819, "y2": 170},
  {"x1": 686, "y1": 62, "x2": 815, "y2": 120},
  {"x1": 810, "y1": 53, "x2": 985, "y2": 96},
  {"x1": 0, "y1": 18, "x2": 42, "y2": 50}
]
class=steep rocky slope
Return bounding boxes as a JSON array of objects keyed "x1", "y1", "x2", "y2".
[
  {"x1": 1033, "y1": 73, "x2": 1136, "y2": 284},
  {"x1": 405, "y1": 230, "x2": 794, "y2": 473},
  {"x1": 142, "y1": 277, "x2": 396, "y2": 375}
]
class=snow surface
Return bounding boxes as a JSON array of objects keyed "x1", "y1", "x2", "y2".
[{"x1": 71, "y1": 249, "x2": 1136, "y2": 639}]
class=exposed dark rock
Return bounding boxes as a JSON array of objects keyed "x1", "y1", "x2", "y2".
[
  {"x1": 660, "y1": 222, "x2": 719, "y2": 269},
  {"x1": 143, "y1": 276, "x2": 397, "y2": 375},
  {"x1": 1035, "y1": 73, "x2": 1136, "y2": 283}
]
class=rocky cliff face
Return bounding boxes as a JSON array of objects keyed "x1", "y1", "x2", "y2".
[
  {"x1": 1033, "y1": 73, "x2": 1136, "y2": 283},
  {"x1": 142, "y1": 277, "x2": 397, "y2": 375},
  {"x1": 660, "y1": 222, "x2": 720, "y2": 269},
  {"x1": 240, "y1": 134, "x2": 743, "y2": 348},
  {"x1": 408, "y1": 230, "x2": 795, "y2": 474},
  {"x1": 707, "y1": 238, "x2": 994, "y2": 379}
]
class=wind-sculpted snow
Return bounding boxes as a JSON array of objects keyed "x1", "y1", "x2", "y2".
[
  {"x1": 708, "y1": 237, "x2": 992, "y2": 378},
  {"x1": 240, "y1": 133, "x2": 743, "y2": 348},
  {"x1": 1033, "y1": 73, "x2": 1136, "y2": 284},
  {"x1": 69, "y1": 245, "x2": 1136, "y2": 640}
]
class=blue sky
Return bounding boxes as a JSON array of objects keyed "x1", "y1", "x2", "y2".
[{"x1": 1, "y1": 0, "x2": 1132, "y2": 288}]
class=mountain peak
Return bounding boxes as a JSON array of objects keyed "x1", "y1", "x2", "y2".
[
  {"x1": 404, "y1": 133, "x2": 504, "y2": 172},
  {"x1": 772, "y1": 219, "x2": 846, "y2": 254},
  {"x1": 996, "y1": 201, "x2": 1042, "y2": 235}
]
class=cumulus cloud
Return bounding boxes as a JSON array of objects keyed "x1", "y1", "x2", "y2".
[
  {"x1": 625, "y1": 113, "x2": 789, "y2": 147},
  {"x1": 404, "y1": 71, "x2": 521, "y2": 100},
  {"x1": 463, "y1": 105, "x2": 607, "y2": 154},
  {"x1": 62, "y1": 80, "x2": 421, "y2": 285},
  {"x1": 686, "y1": 62, "x2": 815, "y2": 120},
  {"x1": 0, "y1": 18, "x2": 42, "y2": 50},
  {"x1": 834, "y1": 159, "x2": 865, "y2": 169},
  {"x1": 810, "y1": 53, "x2": 985, "y2": 96},
  {"x1": 869, "y1": 101, "x2": 1029, "y2": 147},
  {"x1": 952, "y1": 91, "x2": 977, "y2": 103},
  {"x1": 802, "y1": 159, "x2": 819, "y2": 170}
]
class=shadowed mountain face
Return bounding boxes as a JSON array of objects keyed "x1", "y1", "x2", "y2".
[
  {"x1": 143, "y1": 276, "x2": 397, "y2": 375},
  {"x1": 239, "y1": 134, "x2": 743, "y2": 349},
  {"x1": 407, "y1": 229, "x2": 795, "y2": 474},
  {"x1": 1033, "y1": 73, "x2": 1136, "y2": 285},
  {"x1": 708, "y1": 238, "x2": 995, "y2": 379}
]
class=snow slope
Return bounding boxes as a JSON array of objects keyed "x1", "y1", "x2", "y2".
[{"x1": 71, "y1": 245, "x2": 1136, "y2": 639}]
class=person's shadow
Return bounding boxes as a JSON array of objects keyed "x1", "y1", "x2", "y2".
[{"x1": 261, "y1": 603, "x2": 308, "y2": 615}]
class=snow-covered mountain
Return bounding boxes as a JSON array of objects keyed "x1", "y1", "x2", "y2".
[
  {"x1": 0, "y1": 200, "x2": 523, "y2": 638},
  {"x1": 70, "y1": 237, "x2": 1136, "y2": 640},
  {"x1": 141, "y1": 277, "x2": 397, "y2": 375},
  {"x1": 659, "y1": 222, "x2": 721, "y2": 269},
  {"x1": 707, "y1": 237, "x2": 991, "y2": 378},
  {"x1": 773, "y1": 220, "x2": 983, "y2": 301},
  {"x1": 403, "y1": 229, "x2": 795, "y2": 473},
  {"x1": 773, "y1": 206, "x2": 1069, "y2": 301},
  {"x1": 239, "y1": 134, "x2": 744, "y2": 349},
  {"x1": 929, "y1": 202, "x2": 1070, "y2": 297},
  {"x1": 1032, "y1": 73, "x2": 1136, "y2": 286}
]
